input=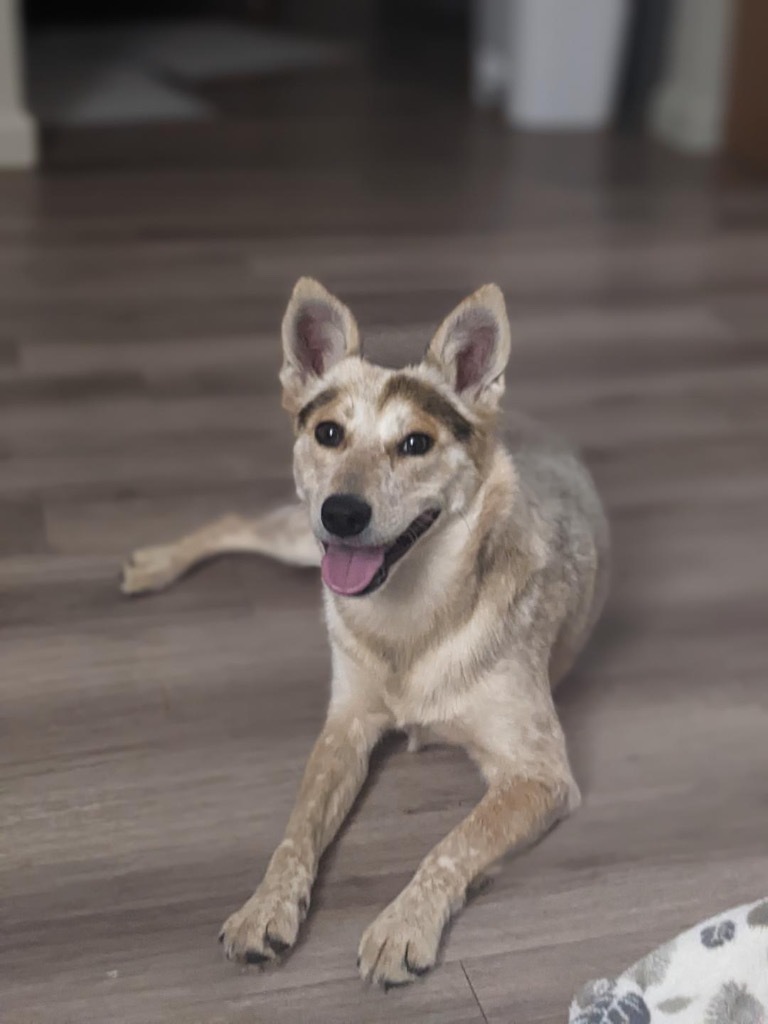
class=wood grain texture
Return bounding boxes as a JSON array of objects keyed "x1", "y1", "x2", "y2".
[{"x1": 1, "y1": 62, "x2": 768, "y2": 1024}]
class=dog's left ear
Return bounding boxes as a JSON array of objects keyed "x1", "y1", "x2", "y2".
[
  {"x1": 280, "y1": 277, "x2": 361, "y2": 410},
  {"x1": 426, "y1": 284, "x2": 511, "y2": 410}
]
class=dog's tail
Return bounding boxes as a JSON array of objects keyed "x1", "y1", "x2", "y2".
[{"x1": 121, "y1": 504, "x2": 320, "y2": 596}]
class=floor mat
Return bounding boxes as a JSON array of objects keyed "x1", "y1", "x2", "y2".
[{"x1": 27, "y1": 20, "x2": 354, "y2": 126}]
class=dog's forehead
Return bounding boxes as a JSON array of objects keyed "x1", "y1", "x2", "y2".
[
  {"x1": 330, "y1": 357, "x2": 389, "y2": 402},
  {"x1": 327, "y1": 360, "x2": 435, "y2": 437}
]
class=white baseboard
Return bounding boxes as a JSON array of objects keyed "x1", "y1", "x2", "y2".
[{"x1": 0, "y1": 109, "x2": 36, "y2": 168}]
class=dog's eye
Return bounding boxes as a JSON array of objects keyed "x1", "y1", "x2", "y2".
[
  {"x1": 398, "y1": 433, "x2": 434, "y2": 457},
  {"x1": 315, "y1": 421, "x2": 344, "y2": 447}
]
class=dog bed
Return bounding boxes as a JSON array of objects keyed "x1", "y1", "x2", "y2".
[{"x1": 569, "y1": 897, "x2": 768, "y2": 1023}]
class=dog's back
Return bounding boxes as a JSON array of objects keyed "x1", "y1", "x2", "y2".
[{"x1": 502, "y1": 413, "x2": 610, "y2": 687}]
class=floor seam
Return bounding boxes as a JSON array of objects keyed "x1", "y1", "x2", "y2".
[{"x1": 460, "y1": 959, "x2": 490, "y2": 1024}]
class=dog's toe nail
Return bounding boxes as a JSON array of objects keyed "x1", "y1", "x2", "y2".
[
  {"x1": 382, "y1": 978, "x2": 409, "y2": 992},
  {"x1": 406, "y1": 960, "x2": 429, "y2": 977},
  {"x1": 244, "y1": 949, "x2": 270, "y2": 965},
  {"x1": 403, "y1": 951, "x2": 428, "y2": 976}
]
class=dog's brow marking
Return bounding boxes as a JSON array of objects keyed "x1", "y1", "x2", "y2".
[
  {"x1": 380, "y1": 375, "x2": 473, "y2": 442},
  {"x1": 297, "y1": 387, "x2": 340, "y2": 429}
]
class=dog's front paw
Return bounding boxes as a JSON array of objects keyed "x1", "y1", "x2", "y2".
[
  {"x1": 219, "y1": 870, "x2": 310, "y2": 966},
  {"x1": 120, "y1": 545, "x2": 180, "y2": 595},
  {"x1": 358, "y1": 886, "x2": 447, "y2": 988}
]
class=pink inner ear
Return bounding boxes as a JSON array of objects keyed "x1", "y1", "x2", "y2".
[
  {"x1": 455, "y1": 319, "x2": 496, "y2": 393},
  {"x1": 296, "y1": 302, "x2": 336, "y2": 377}
]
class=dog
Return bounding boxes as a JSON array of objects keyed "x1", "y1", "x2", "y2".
[{"x1": 122, "y1": 277, "x2": 610, "y2": 988}]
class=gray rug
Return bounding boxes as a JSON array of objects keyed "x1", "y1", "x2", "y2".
[{"x1": 27, "y1": 20, "x2": 354, "y2": 127}]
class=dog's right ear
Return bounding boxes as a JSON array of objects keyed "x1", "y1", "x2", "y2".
[
  {"x1": 425, "y1": 284, "x2": 511, "y2": 414},
  {"x1": 280, "y1": 277, "x2": 361, "y2": 412}
]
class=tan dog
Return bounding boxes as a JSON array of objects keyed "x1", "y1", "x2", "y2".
[{"x1": 122, "y1": 278, "x2": 610, "y2": 988}]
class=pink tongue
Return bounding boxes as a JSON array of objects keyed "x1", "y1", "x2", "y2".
[{"x1": 321, "y1": 544, "x2": 386, "y2": 596}]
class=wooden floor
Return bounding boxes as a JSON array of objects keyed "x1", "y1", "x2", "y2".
[{"x1": 2, "y1": 63, "x2": 768, "y2": 1024}]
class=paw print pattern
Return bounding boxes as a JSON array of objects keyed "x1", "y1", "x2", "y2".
[
  {"x1": 705, "y1": 981, "x2": 765, "y2": 1024},
  {"x1": 701, "y1": 920, "x2": 736, "y2": 949},
  {"x1": 572, "y1": 989, "x2": 651, "y2": 1024},
  {"x1": 746, "y1": 900, "x2": 768, "y2": 928}
]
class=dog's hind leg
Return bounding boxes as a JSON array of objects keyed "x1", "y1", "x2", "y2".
[{"x1": 121, "y1": 504, "x2": 319, "y2": 595}]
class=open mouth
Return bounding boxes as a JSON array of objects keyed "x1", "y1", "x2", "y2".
[{"x1": 321, "y1": 509, "x2": 440, "y2": 597}]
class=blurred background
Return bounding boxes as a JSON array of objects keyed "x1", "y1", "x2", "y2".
[
  {"x1": 2, "y1": 0, "x2": 766, "y2": 167},
  {"x1": 2, "y1": 3, "x2": 767, "y2": 1024}
]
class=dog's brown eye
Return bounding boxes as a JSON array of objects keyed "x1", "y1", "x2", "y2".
[
  {"x1": 315, "y1": 421, "x2": 344, "y2": 447},
  {"x1": 398, "y1": 433, "x2": 434, "y2": 457}
]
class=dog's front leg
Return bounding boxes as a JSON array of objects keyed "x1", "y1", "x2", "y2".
[
  {"x1": 358, "y1": 771, "x2": 569, "y2": 986},
  {"x1": 220, "y1": 706, "x2": 387, "y2": 965},
  {"x1": 357, "y1": 676, "x2": 575, "y2": 987}
]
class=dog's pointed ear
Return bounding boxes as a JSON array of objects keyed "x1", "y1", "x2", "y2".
[
  {"x1": 425, "y1": 284, "x2": 511, "y2": 410},
  {"x1": 280, "y1": 277, "x2": 361, "y2": 410}
]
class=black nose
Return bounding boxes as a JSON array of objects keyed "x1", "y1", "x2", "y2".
[{"x1": 321, "y1": 494, "x2": 372, "y2": 538}]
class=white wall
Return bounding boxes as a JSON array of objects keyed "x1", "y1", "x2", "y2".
[
  {"x1": 471, "y1": 0, "x2": 631, "y2": 130},
  {"x1": 0, "y1": 0, "x2": 36, "y2": 168}
]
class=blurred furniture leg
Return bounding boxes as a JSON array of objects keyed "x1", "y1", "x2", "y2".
[
  {"x1": 614, "y1": 0, "x2": 673, "y2": 133},
  {"x1": 501, "y1": 0, "x2": 631, "y2": 130},
  {"x1": 649, "y1": 0, "x2": 734, "y2": 155},
  {"x1": 0, "y1": 0, "x2": 36, "y2": 168},
  {"x1": 470, "y1": 0, "x2": 509, "y2": 108},
  {"x1": 724, "y1": 0, "x2": 768, "y2": 173}
]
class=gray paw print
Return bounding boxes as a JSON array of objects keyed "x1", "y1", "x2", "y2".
[
  {"x1": 701, "y1": 920, "x2": 736, "y2": 949},
  {"x1": 572, "y1": 989, "x2": 651, "y2": 1024}
]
